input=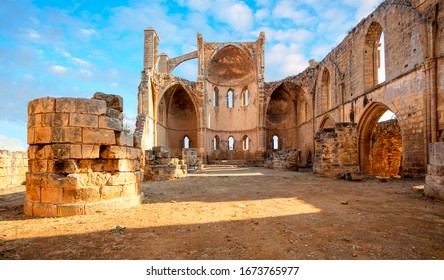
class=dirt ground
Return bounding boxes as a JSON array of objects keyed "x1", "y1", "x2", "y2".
[{"x1": 1, "y1": 166, "x2": 443, "y2": 260}]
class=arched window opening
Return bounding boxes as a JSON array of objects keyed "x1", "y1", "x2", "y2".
[
  {"x1": 377, "y1": 32, "x2": 386, "y2": 84},
  {"x1": 242, "y1": 135, "x2": 249, "y2": 150},
  {"x1": 364, "y1": 22, "x2": 384, "y2": 90},
  {"x1": 228, "y1": 136, "x2": 235, "y2": 151},
  {"x1": 272, "y1": 135, "x2": 279, "y2": 150},
  {"x1": 227, "y1": 90, "x2": 234, "y2": 108},
  {"x1": 183, "y1": 135, "x2": 190, "y2": 149},
  {"x1": 242, "y1": 88, "x2": 249, "y2": 107},
  {"x1": 321, "y1": 68, "x2": 331, "y2": 111},
  {"x1": 212, "y1": 87, "x2": 219, "y2": 107},
  {"x1": 213, "y1": 135, "x2": 220, "y2": 151}
]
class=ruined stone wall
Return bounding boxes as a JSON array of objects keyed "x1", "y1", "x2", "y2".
[
  {"x1": 0, "y1": 150, "x2": 27, "y2": 190},
  {"x1": 314, "y1": 123, "x2": 359, "y2": 176},
  {"x1": 265, "y1": 149, "x2": 300, "y2": 171},
  {"x1": 25, "y1": 94, "x2": 143, "y2": 217},
  {"x1": 144, "y1": 146, "x2": 187, "y2": 181}
]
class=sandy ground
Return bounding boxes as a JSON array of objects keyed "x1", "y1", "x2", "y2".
[{"x1": 0, "y1": 167, "x2": 443, "y2": 260}]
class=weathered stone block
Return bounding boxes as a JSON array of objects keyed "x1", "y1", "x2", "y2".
[
  {"x1": 26, "y1": 172, "x2": 48, "y2": 189},
  {"x1": 101, "y1": 146, "x2": 127, "y2": 159},
  {"x1": 82, "y1": 128, "x2": 116, "y2": 145},
  {"x1": 41, "y1": 187, "x2": 63, "y2": 203},
  {"x1": 55, "y1": 98, "x2": 106, "y2": 115},
  {"x1": 33, "y1": 127, "x2": 51, "y2": 144},
  {"x1": 81, "y1": 145, "x2": 100, "y2": 159},
  {"x1": 28, "y1": 97, "x2": 55, "y2": 114},
  {"x1": 48, "y1": 173, "x2": 78, "y2": 189},
  {"x1": 28, "y1": 159, "x2": 48, "y2": 173},
  {"x1": 99, "y1": 116, "x2": 122, "y2": 131},
  {"x1": 93, "y1": 92, "x2": 124, "y2": 112},
  {"x1": 121, "y1": 183, "x2": 137, "y2": 198},
  {"x1": 116, "y1": 131, "x2": 134, "y2": 147},
  {"x1": 69, "y1": 113, "x2": 98, "y2": 128},
  {"x1": 127, "y1": 147, "x2": 141, "y2": 159},
  {"x1": 100, "y1": 185, "x2": 123, "y2": 200},
  {"x1": 32, "y1": 202, "x2": 58, "y2": 217},
  {"x1": 51, "y1": 127, "x2": 82, "y2": 143},
  {"x1": 25, "y1": 185, "x2": 41, "y2": 202},
  {"x1": 57, "y1": 204, "x2": 85, "y2": 217},
  {"x1": 85, "y1": 201, "x2": 117, "y2": 214},
  {"x1": 41, "y1": 113, "x2": 70, "y2": 127},
  {"x1": 105, "y1": 108, "x2": 123, "y2": 121},
  {"x1": 107, "y1": 172, "x2": 127, "y2": 186},
  {"x1": 63, "y1": 187, "x2": 101, "y2": 203}
]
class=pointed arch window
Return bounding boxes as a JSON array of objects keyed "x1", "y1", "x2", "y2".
[
  {"x1": 272, "y1": 135, "x2": 279, "y2": 150},
  {"x1": 241, "y1": 87, "x2": 249, "y2": 107},
  {"x1": 364, "y1": 22, "x2": 385, "y2": 90},
  {"x1": 321, "y1": 68, "x2": 331, "y2": 111},
  {"x1": 213, "y1": 135, "x2": 220, "y2": 151},
  {"x1": 212, "y1": 87, "x2": 219, "y2": 107},
  {"x1": 242, "y1": 135, "x2": 250, "y2": 150},
  {"x1": 227, "y1": 89, "x2": 234, "y2": 108},
  {"x1": 183, "y1": 135, "x2": 190, "y2": 149},
  {"x1": 228, "y1": 136, "x2": 235, "y2": 151}
]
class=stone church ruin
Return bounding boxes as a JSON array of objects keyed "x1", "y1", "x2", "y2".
[{"x1": 21, "y1": 0, "x2": 444, "y2": 216}]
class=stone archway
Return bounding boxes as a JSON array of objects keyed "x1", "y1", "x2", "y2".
[
  {"x1": 265, "y1": 82, "x2": 305, "y2": 153},
  {"x1": 358, "y1": 103, "x2": 403, "y2": 177},
  {"x1": 157, "y1": 84, "x2": 198, "y2": 158}
]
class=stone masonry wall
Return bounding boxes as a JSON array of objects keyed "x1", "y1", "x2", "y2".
[
  {"x1": 0, "y1": 150, "x2": 27, "y2": 190},
  {"x1": 25, "y1": 93, "x2": 143, "y2": 217},
  {"x1": 371, "y1": 120, "x2": 403, "y2": 178},
  {"x1": 314, "y1": 123, "x2": 359, "y2": 176},
  {"x1": 425, "y1": 142, "x2": 444, "y2": 200}
]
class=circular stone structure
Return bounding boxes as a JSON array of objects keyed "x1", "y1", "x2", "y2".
[{"x1": 25, "y1": 94, "x2": 143, "y2": 217}]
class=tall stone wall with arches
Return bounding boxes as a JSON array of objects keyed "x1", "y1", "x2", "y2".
[{"x1": 137, "y1": 0, "x2": 443, "y2": 179}]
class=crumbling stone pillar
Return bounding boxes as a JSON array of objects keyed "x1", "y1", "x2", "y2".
[
  {"x1": 425, "y1": 142, "x2": 444, "y2": 200},
  {"x1": 25, "y1": 93, "x2": 143, "y2": 217},
  {"x1": 314, "y1": 123, "x2": 359, "y2": 176}
]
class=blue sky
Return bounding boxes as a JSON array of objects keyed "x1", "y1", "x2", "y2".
[{"x1": 0, "y1": 0, "x2": 382, "y2": 151}]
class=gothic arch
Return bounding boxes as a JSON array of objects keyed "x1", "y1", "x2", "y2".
[
  {"x1": 358, "y1": 102, "x2": 403, "y2": 176},
  {"x1": 319, "y1": 115, "x2": 335, "y2": 129}
]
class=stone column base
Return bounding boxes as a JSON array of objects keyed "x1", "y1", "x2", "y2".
[{"x1": 24, "y1": 193, "x2": 143, "y2": 217}]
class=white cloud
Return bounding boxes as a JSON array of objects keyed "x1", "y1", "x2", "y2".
[
  {"x1": 0, "y1": 134, "x2": 27, "y2": 151},
  {"x1": 50, "y1": 65, "x2": 67, "y2": 74},
  {"x1": 214, "y1": 1, "x2": 253, "y2": 32},
  {"x1": 80, "y1": 28, "x2": 99, "y2": 36},
  {"x1": 254, "y1": 9, "x2": 269, "y2": 21},
  {"x1": 272, "y1": 1, "x2": 311, "y2": 24},
  {"x1": 343, "y1": 0, "x2": 382, "y2": 21},
  {"x1": 265, "y1": 43, "x2": 308, "y2": 81},
  {"x1": 72, "y1": 57, "x2": 92, "y2": 68},
  {"x1": 55, "y1": 47, "x2": 93, "y2": 68},
  {"x1": 79, "y1": 69, "x2": 93, "y2": 78}
]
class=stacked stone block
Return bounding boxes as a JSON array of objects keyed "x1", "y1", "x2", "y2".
[
  {"x1": 314, "y1": 123, "x2": 360, "y2": 176},
  {"x1": 0, "y1": 150, "x2": 27, "y2": 190},
  {"x1": 25, "y1": 93, "x2": 143, "y2": 217},
  {"x1": 144, "y1": 146, "x2": 187, "y2": 181},
  {"x1": 425, "y1": 142, "x2": 444, "y2": 200}
]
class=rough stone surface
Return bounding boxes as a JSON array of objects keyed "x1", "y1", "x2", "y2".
[
  {"x1": 0, "y1": 150, "x2": 27, "y2": 190},
  {"x1": 425, "y1": 142, "x2": 444, "y2": 200},
  {"x1": 25, "y1": 94, "x2": 143, "y2": 217}
]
